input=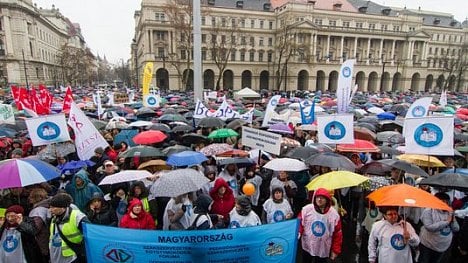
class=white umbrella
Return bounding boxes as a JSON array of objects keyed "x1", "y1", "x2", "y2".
[
  {"x1": 264, "y1": 158, "x2": 308, "y2": 172},
  {"x1": 151, "y1": 168, "x2": 209, "y2": 197},
  {"x1": 367, "y1": 107, "x2": 385, "y2": 114},
  {"x1": 129, "y1": 120, "x2": 153, "y2": 127},
  {"x1": 99, "y1": 170, "x2": 152, "y2": 185}
]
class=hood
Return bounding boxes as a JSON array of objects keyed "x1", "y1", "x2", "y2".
[
  {"x1": 129, "y1": 181, "x2": 148, "y2": 198},
  {"x1": 72, "y1": 169, "x2": 91, "y2": 189},
  {"x1": 194, "y1": 194, "x2": 213, "y2": 214},
  {"x1": 313, "y1": 188, "x2": 332, "y2": 213},
  {"x1": 127, "y1": 198, "x2": 143, "y2": 215},
  {"x1": 210, "y1": 178, "x2": 233, "y2": 196}
]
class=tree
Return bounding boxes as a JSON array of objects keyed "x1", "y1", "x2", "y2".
[
  {"x1": 56, "y1": 43, "x2": 95, "y2": 86},
  {"x1": 272, "y1": 16, "x2": 298, "y2": 91}
]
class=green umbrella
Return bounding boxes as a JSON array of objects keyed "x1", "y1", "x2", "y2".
[
  {"x1": 444, "y1": 106, "x2": 455, "y2": 114},
  {"x1": 208, "y1": 128, "x2": 239, "y2": 139},
  {"x1": 456, "y1": 146, "x2": 468, "y2": 153}
]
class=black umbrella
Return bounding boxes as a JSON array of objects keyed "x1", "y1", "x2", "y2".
[
  {"x1": 162, "y1": 145, "x2": 192, "y2": 156},
  {"x1": 121, "y1": 146, "x2": 165, "y2": 158},
  {"x1": 305, "y1": 152, "x2": 355, "y2": 171},
  {"x1": 378, "y1": 159, "x2": 429, "y2": 178},
  {"x1": 136, "y1": 107, "x2": 156, "y2": 118},
  {"x1": 149, "y1": 123, "x2": 171, "y2": 133},
  {"x1": 378, "y1": 145, "x2": 402, "y2": 156},
  {"x1": 420, "y1": 173, "x2": 468, "y2": 191},
  {"x1": 285, "y1": 147, "x2": 319, "y2": 161},
  {"x1": 379, "y1": 120, "x2": 403, "y2": 133},
  {"x1": 358, "y1": 116, "x2": 379, "y2": 125},
  {"x1": 217, "y1": 157, "x2": 256, "y2": 168},
  {"x1": 181, "y1": 133, "x2": 210, "y2": 145},
  {"x1": 355, "y1": 122, "x2": 377, "y2": 132},
  {"x1": 198, "y1": 117, "x2": 225, "y2": 128},
  {"x1": 226, "y1": 119, "x2": 247, "y2": 130},
  {"x1": 172, "y1": 125, "x2": 194, "y2": 133}
]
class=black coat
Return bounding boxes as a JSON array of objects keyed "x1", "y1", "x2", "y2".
[{"x1": 85, "y1": 202, "x2": 118, "y2": 227}]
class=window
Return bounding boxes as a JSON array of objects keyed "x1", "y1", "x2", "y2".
[
  {"x1": 155, "y1": 12, "x2": 165, "y2": 21},
  {"x1": 155, "y1": 31, "x2": 165, "y2": 41},
  {"x1": 240, "y1": 51, "x2": 245, "y2": 61},
  {"x1": 268, "y1": 38, "x2": 273, "y2": 46},
  {"x1": 241, "y1": 19, "x2": 245, "y2": 28},
  {"x1": 231, "y1": 35, "x2": 236, "y2": 44},
  {"x1": 211, "y1": 34, "x2": 217, "y2": 43},
  {"x1": 202, "y1": 34, "x2": 206, "y2": 43},
  {"x1": 211, "y1": 17, "x2": 216, "y2": 26},
  {"x1": 250, "y1": 37, "x2": 255, "y2": 46},
  {"x1": 221, "y1": 18, "x2": 226, "y2": 27},
  {"x1": 241, "y1": 36, "x2": 246, "y2": 45},
  {"x1": 250, "y1": 50, "x2": 255, "y2": 61},
  {"x1": 260, "y1": 20, "x2": 264, "y2": 29},
  {"x1": 269, "y1": 21, "x2": 273, "y2": 29},
  {"x1": 329, "y1": 20, "x2": 336, "y2": 27},
  {"x1": 315, "y1": 19, "x2": 322, "y2": 25},
  {"x1": 251, "y1": 19, "x2": 255, "y2": 28},
  {"x1": 201, "y1": 16, "x2": 206, "y2": 25},
  {"x1": 259, "y1": 51, "x2": 264, "y2": 62},
  {"x1": 409, "y1": 27, "x2": 415, "y2": 31},
  {"x1": 429, "y1": 47, "x2": 432, "y2": 54},
  {"x1": 369, "y1": 24, "x2": 375, "y2": 30},
  {"x1": 180, "y1": 50, "x2": 186, "y2": 60},
  {"x1": 180, "y1": 33, "x2": 186, "y2": 42},
  {"x1": 298, "y1": 34, "x2": 305, "y2": 44},
  {"x1": 394, "y1": 26, "x2": 400, "y2": 32},
  {"x1": 231, "y1": 18, "x2": 236, "y2": 27},
  {"x1": 356, "y1": 22, "x2": 363, "y2": 28},
  {"x1": 158, "y1": 48, "x2": 165, "y2": 58},
  {"x1": 343, "y1": 21, "x2": 350, "y2": 28},
  {"x1": 231, "y1": 50, "x2": 236, "y2": 61},
  {"x1": 259, "y1": 37, "x2": 264, "y2": 46},
  {"x1": 202, "y1": 50, "x2": 206, "y2": 60},
  {"x1": 381, "y1": 24, "x2": 388, "y2": 31},
  {"x1": 0, "y1": 40, "x2": 5, "y2": 55},
  {"x1": 435, "y1": 48, "x2": 438, "y2": 55},
  {"x1": 267, "y1": 52, "x2": 273, "y2": 62},
  {"x1": 221, "y1": 35, "x2": 226, "y2": 44}
]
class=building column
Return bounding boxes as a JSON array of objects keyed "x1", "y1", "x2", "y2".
[
  {"x1": 406, "y1": 40, "x2": 413, "y2": 60},
  {"x1": 354, "y1": 37, "x2": 358, "y2": 59},
  {"x1": 148, "y1": 30, "x2": 152, "y2": 54},
  {"x1": 326, "y1": 35, "x2": 330, "y2": 63},
  {"x1": 366, "y1": 38, "x2": 371, "y2": 65},
  {"x1": 379, "y1": 39, "x2": 384, "y2": 64},
  {"x1": 391, "y1": 40, "x2": 396, "y2": 65},
  {"x1": 313, "y1": 34, "x2": 317, "y2": 62},
  {"x1": 340, "y1": 36, "x2": 344, "y2": 63}
]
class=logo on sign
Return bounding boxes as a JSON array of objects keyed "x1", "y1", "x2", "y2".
[
  {"x1": 260, "y1": 237, "x2": 288, "y2": 261},
  {"x1": 324, "y1": 121, "x2": 346, "y2": 140},
  {"x1": 3, "y1": 235, "x2": 19, "y2": 252},
  {"x1": 411, "y1": 106, "x2": 426, "y2": 117},
  {"x1": 273, "y1": 210, "x2": 285, "y2": 222},
  {"x1": 414, "y1": 123, "x2": 443, "y2": 147},
  {"x1": 311, "y1": 221, "x2": 326, "y2": 237},
  {"x1": 103, "y1": 244, "x2": 134, "y2": 263},
  {"x1": 146, "y1": 95, "x2": 158, "y2": 106},
  {"x1": 270, "y1": 99, "x2": 278, "y2": 107},
  {"x1": 390, "y1": 234, "x2": 406, "y2": 250},
  {"x1": 37, "y1": 121, "x2": 60, "y2": 140},
  {"x1": 342, "y1": 66, "x2": 352, "y2": 78}
]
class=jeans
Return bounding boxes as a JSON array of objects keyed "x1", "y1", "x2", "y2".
[{"x1": 419, "y1": 243, "x2": 445, "y2": 263}]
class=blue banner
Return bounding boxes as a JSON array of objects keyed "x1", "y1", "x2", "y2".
[
  {"x1": 300, "y1": 99, "x2": 315, "y2": 124},
  {"x1": 84, "y1": 219, "x2": 299, "y2": 263}
]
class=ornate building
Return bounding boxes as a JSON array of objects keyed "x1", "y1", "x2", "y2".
[
  {"x1": 132, "y1": 0, "x2": 467, "y2": 92},
  {"x1": 0, "y1": 0, "x2": 87, "y2": 88}
]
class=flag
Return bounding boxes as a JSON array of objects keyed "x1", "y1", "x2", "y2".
[
  {"x1": 68, "y1": 102, "x2": 109, "y2": 160},
  {"x1": 300, "y1": 98, "x2": 315, "y2": 124},
  {"x1": 62, "y1": 86, "x2": 74, "y2": 112},
  {"x1": 349, "y1": 84, "x2": 359, "y2": 107},
  {"x1": 439, "y1": 90, "x2": 447, "y2": 108},
  {"x1": 403, "y1": 117, "x2": 454, "y2": 156},
  {"x1": 93, "y1": 92, "x2": 104, "y2": 117},
  {"x1": 262, "y1": 95, "x2": 281, "y2": 127},
  {"x1": 25, "y1": 114, "x2": 71, "y2": 146},
  {"x1": 39, "y1": 85, "x2": 53, "y2": 112},
  {"x1": 10, "y1": 86, "x2": 22, "y2": 110},
  {"x1": 405, "y1": 97, "x2": 433, "y2": 118},
  {"x1": 317, "y1": 114, "x2": 354, "y2": 144},
  {"x1": 30, "y1": 87, "x2": 50, "y2": 115},
  {"x1": 142, "y1": 62, "x2": 154, "y2": 96},
  {"x1": 0, "y1": 104, "x2": 15, "y2": 122},
  {"x1": 336, "y1": 59, "x2": 356, "y2": 113}
]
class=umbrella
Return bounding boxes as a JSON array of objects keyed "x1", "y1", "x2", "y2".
[
  {"x1": 162, "y1": 145, "x2": 192, "y2": 156},
  {"x1": 377, "y1": 112, "x2": 396, "y2": 120},
  {"x1": 60, "y1": 160, "x2": 95, "y2": 173},
  {"x1": 397, "y1": 154, "x2": 446, "y2": 167},
  {"x1": 159, "y1": 113, "x2": 187, "y2": 122},
  {"x1": 216, "y1": 149, "x2": 249, "y2": 158},
  {"x1": 128, "y1": 120, "x2": 153, "y2": 128},
  {"x1": 181, "y1": 134, "x2": 210, "y2": 145},
  {"x1": 208, "y1": 128, "x2": 239, "y2": 139},
  {"x1": 105, "y1": 117, "x2": 129, "y2": 130},
  {"x1": 166, "y1": 151, "x2": 208, "y2": 167},
  {"x1": 305, "y1": 143, "x2": 334, "y2": 153},
  {"x1": 98, "y1": 170, "x2": 153, "y2": 185},
  {"x1": 198, "y1": 117, "x2": 225, "y2": 128},
  {"x1": 114, "y1": 129, "x2": 138, "y2": 147},
  {"x1": 367, "y1": 184, "x2": 452, "y2": 211},
  {"x1": 37, "y1": 142, "x2": 76, "y2": 161},
  {"x1": 420, "y1": 173, "x2": 468, "y2": 191},
  {"x1": 360, "y1": 160, "x2": 429, "y2": 178},
  {"x1": 376, "y1": 131, "x2": 401, "y2": 142},
  {"x1": 0, "y1": 158, "x2": 61, "y2": 189},
  {"x1": 367, "y1": 107, "x2": 385, "y2": 114},
  {"x1": 138, "y1": 159, "x2": 170, "y2": 171},
  {"x1": 0, "y1": 128, "x2": 17, "y2": 137},
  {"x1": 354, "y1": 127, "x2": 376, "y2": 142},
  {"x1": 378, "y1": 146, "x2": 402, "y2": 156},
  {"x1": 442, "y1": 168, "x2": 468, "y2": 176},
  {"x1": 217, "y1": 157, "x2": 256, "y2": 168},
  {"x1": 200, "y1": 143, "x2": 233, "y2": 156},
  {"x1": 285, "y1": 147, "x2": 319, "y2": 161},
  {"x1": 151, "y1": 168, "x2": 209, "y2": 197},
  {"x1": 172, "y1": 125, "x2": 193, "y2": 133},
  {"x1": 281, "y1": 137, "x2": 301, "y2": 148},
  {"x1": 305, "y1": 152, "x2": 356, "y2": 171},
  {"x1": 355, "y1": 122, "x2": 377, "y2": 132},
  {"x1": 89, "y1": 119, "x2": 107, "y2": 130},
  {"x1": 337, "y1": 139, "x2": 379, "y2": 153},
  {"x1": 263, "y1": 158, "x2": 308, "y2": 172},
  {"x1": 226, "y1": 119, "x2": 246, "y2": 130},
  {"x1": 267, "y1": 123, "x2": 293, "y2": 134},
  {"x1": 306, "y1": 171, "x2": 369, "y2": 191},
  {"x1": 379, "y1": 120, "x2": 403, "y2": 133},
  {"x1": 136, "y1": 107, "x2": 156, "y2": 118},
  {"x1": 120, "y1": 146, "x2": 165, "y2": 158},
  {"x1": 133, "y1": 130, "x2": 167, "y2": 145}
]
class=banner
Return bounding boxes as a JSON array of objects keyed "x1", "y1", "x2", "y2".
[
  {"x1": 242, "y1": 126, "x2": 282, "y2": 155},
  {"x1": 143, "y1": 94, "x2": 160, "y2": 107},
  {"x1": 193, "y1": 99, "x2": 254, "y2": 123},
  {"x1": 405, "y1": 97, "x2": 432, "y2": 119},
  {"x1": 204, "y1": 91, "x2": 218, "y2": 101},
  {"x1": 403, "y1": 117, "x2": 454, "y2": 156},
  {"x1": 317, "y1": 114, "x2": 354, "y2": 144},
  {"x1": 84, "y1": 219, "x2": 298, "y2": 263},
  {"x1": 92, "y1": 92, "x2": 104, "y2": 117},
  {"x1": 439, "y1": 90, "x2": 447, "y2": 108},
  {"x1": 336, "y1": 59, "x2": 356, "y2": 113},
  {"x1": 68, "y1": 102, "x2": 109, "y2": 160},
  {"x1": 142, "y1": 62, "x2": 154, "y2": 96},
  {"x1": 300, "y1": 99, "x2": 315, "y2": 124},
  {"x1": 0, "y1": 104, "x2": 15, "y2": 122},
  {"x1": 262, "y1": 95, "x2": 281, "y2": 127},
  {"x1": 62, "y1": 86, "x2": 74, "y2": 112},
  {"x1": 25, "y1": 114, "x2": 71, "y2": 146}
]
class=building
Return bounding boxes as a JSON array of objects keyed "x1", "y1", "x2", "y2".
[
  {"x1": 0, "y1": 0, "x2": 87, "y2": 88},
  {"x1": 132, "y1": 0, "x2": 467, "y2": 92}
]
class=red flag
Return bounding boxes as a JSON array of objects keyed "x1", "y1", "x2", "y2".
[
  {"x1": 62, "y1": 86, "x2": 74, "y2": 112},
  {"x1": 10, "y1": 86, "x2": 22, "y2": 110},
  {"x1": 39, "y1": 85, "x2": 53, "y2": 112},
  {"x1": 30, "y1": 88, "x2": 49, "y2": 115},
  {"x1": 18, "y1": 87, "x2": 33, "y2": 110}
]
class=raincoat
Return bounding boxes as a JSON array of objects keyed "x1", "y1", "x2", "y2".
[
  {"x1": 120, "y1": 199, "x2": 155, "y2": 230},
  {"x1": 65, "y1": 170, "x2": 103, "y2": 211}
]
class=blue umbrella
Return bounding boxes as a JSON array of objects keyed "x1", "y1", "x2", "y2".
[
  {"x1": 59, "y1": 160, "x2": 96, "y2": 173},
  {"x1": 442, "y1": 168, "x2": 468, "y2": 176},
  {"x1": 377, "y1": 112, "x2": 396, "y2": 120},
  {"x1": 166, "y1": 151, "x2": 208, "y2": 167},
  {"x1": 114, "y1": 129, "x2": 139, "y2": 147},
  {"x1": 0, "y1": 128, "x2": 17, "y2": 137}
]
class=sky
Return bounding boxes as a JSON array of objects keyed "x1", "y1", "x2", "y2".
[{"x1": 34, "y1": 0, "x2": 466, "y2": 65}]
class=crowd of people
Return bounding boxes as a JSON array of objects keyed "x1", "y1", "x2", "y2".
[{"x1": 0, "y1": 90, "x2": 467, "y2": 263}]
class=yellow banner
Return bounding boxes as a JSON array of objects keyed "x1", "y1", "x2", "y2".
[{"x1": 142, "y1": 62, "x2": 154, "y2": 96}]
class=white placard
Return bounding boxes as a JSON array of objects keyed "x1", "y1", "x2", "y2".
[{"x1": 242, "y1": 126, "x2": 282, "y2": 155}]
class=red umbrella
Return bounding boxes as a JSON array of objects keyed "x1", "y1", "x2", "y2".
[
  {"x1": 133, "y1": 130, "x2": 167, "y2": 145},
  {"x1": 337, "y1": 139, "x2": 379, "y2": 153}
]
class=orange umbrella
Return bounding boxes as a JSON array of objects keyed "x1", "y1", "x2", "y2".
[
  {"x1": 216, "y1": 149, "x2": 249, "y2": 158},
  {"x1": 337, "y1": 139, "x2": 379, "y2": 153},
  {"x1": 367, "y1": 184, "x2": 452, "y2": 211}
]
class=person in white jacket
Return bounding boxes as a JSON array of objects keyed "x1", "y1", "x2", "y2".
[
  {"x1": 368, "y1": 206, "x2": 420, "y2": 263},
  {"x1": 228, "y1": 196, "x2": 261, "y2": 228},
  {"x1": 419, "y1": 192, "x2": 459, "y2": 263}
]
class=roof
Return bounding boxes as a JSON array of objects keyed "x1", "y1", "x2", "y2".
[
  {"x1": 347, "y1": 0, "x2": 398, "y2": 17},
  {"x1": 207, "y1": 0, "x2": 272, "y2": 11},
  {"x1": 271, "y1": 0, "x2": 357, "y2": 12}
]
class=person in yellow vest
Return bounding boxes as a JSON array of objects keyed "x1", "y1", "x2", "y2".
[{"x1": 49, "y1": 193, "x2": 89, "y2": 263}]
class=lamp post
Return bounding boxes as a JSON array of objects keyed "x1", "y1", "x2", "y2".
[{"x1": 21, "y1": 49, "x2": 29, "y2": 89}]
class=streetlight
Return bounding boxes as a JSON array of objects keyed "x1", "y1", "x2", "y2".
[{"x1": 21, "y1": 49, "x2": 29, "y2": 89}]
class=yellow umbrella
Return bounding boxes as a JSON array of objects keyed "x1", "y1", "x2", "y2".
[
  {"x1": 306, "y1": 171, "x2": 369, "y2": 191},
  {"x1": 397, "y1": 154, "x2": 445, "y2": 167},
  {"x1": 138, "y1": 160, "x2": 171, "y2": 172}
]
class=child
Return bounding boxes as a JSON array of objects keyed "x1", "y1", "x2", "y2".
[{"x1": 262, "y1": 187, "x2": 293, "y2": 224}]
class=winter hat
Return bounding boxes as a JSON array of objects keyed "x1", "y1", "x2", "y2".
[
  {"x1": 94, "y1": 147, "x2": 105, "y2": 154},
  {"x1": 236, "y1": 196, "x2": 252, "y2": 216},
  {"x1": 194, "y1": 194, "x2": 213, "y2": 214},
  {"x1": 6, "y1": 205, "x2": 24, "y2": 215},
  {"x1": 49, "y1": 193, "x2": 73, "y2": 208},
  {"x1": 11, "y1": 148, "x2": 23, "y2": 156}
]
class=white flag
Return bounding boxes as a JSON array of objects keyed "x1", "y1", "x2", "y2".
[
  {"x1": 336, "y1": 59, "x2": 356, "y2": 113},
  {"x1": 0, "y1": 104, "x2": 15, "y2": 122},
  {"x1": 262, "y1": 95, "x2": 281, "y2": 127},
  {"x1": 405, "y1": 97, "x2": 433, "y2": 118},
  {"x1": 25, "y1": 114, "x2": 71, "y2": 146},
  {"x1": 317, "y1": 114, "x2": 354, "y2": 144},
  {"x1": 403, "y1": 117, "x2": 454, "y2": 156},
  {"x1": 439, "y1": 90, "x2": 447, "y2": 108},
  {"x1": 68, "y1": 102, "x2": 109, "y2": 160}
]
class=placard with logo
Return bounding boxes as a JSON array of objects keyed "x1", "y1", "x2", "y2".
[
  {"x1": 403, "y1": 116, "x2": 454, "y2": 156},
  {"x1": 25, "y1": 114, "x2": 71, "y2": 146},
  {"x1": 143, "y1": 94, "x2": 160, "y2": 107},
  {"x1": 317, "y1": 114, "x2": 354, "y2": 144}
]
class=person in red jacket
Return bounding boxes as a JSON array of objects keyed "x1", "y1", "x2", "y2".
[
  {"x1": 119, "y1": 198, "x2": 155, "y2": 230},
  {"x1": 209, "y1": 178, "x2": 235, "y2": 228}
]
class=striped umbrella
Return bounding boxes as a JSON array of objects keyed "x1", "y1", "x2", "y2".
[{"x1": 0, "y1": 158, "x2": 61, "y2": 189}]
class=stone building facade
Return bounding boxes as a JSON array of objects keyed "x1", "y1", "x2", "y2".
[
  {"x1": 132, "y1": 0, "x2": 467, "y2": 92},
  {"x1": 0, "y1": 0, "x2": 86, "y2": 87}
]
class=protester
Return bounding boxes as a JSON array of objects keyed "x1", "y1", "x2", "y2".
[
  {"x1": 262, "y1": 187, "x2": 293, "y2": 224},
  {"x1": 109, "y1": 184, "x2": 129, "y2": 224},
  {"x1": 0, "y1": 205, "x2": 45, "y2": 263},
  {"x1": 65, "y1": 169, "x2": 103, "y2": 211},
  {"x1": 128, "y1": 181, "x2": 158, "y2": 224},
  {"x1": 239, "y1": 166, "x2": 263, "y2": 216},
  {"x1": 188, "y1": 194, "x2": 216, "y2": 230},
  {"x1": 228, "y1": 195, "x2": 261, "y2": 228},
  {"x1": 28, "y1": 187, "x2": 51, "y2": 260},
  {"x1": 298, "y1": 188, "x2": 342, "y2": 262},
  {"x1": 218, "y1": 163, "x2": 241, "y2": 197},
  {"x1": 209, "y1": 178, "x2": 235, "y2": 228},
  {"x1": 85, "y1": 193, "x2": 118, "y2": 226},
  {"x1": 162, "y1": 193, "x2": 193, "y2": 230},
  {"x1": 368, "y1": 206, "x2": 420, "y2": 263},
  {"x1": 120, "y1": 198, "x2": 155, "y2": 230},
  {"x1": 270, "y1": 170, "x2": 298, "y2": 205}
]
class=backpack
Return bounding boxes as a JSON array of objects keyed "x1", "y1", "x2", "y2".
[{"x1": 186, "y1": 214, "x2": 203, "y2": 230}]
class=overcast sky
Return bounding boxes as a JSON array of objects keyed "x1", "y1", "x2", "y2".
[{"x1": 34, "y1": 0, "x2": 466, "y2": 65}]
